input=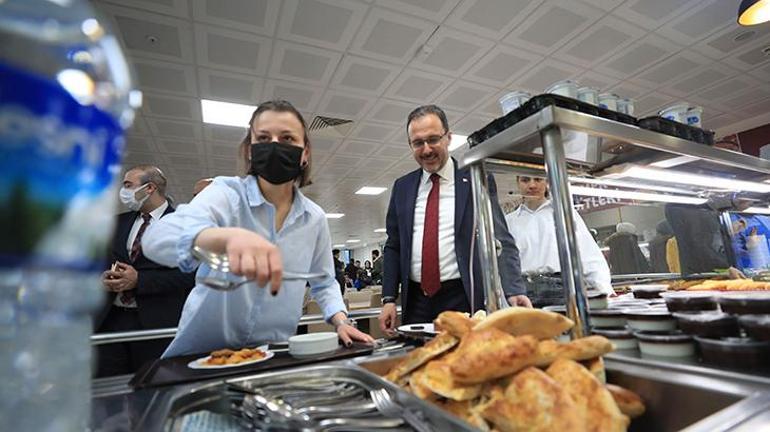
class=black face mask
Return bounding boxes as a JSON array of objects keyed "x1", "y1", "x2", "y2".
[{"x1": 250, "y1": 141, "x2": 304, "y2": 185}]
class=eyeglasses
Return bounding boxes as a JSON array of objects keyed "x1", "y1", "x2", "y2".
[{"x1": 410, "y1": 131, "x2": 448, "y2": 149}]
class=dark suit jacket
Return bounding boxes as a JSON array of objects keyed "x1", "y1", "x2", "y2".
[
  {"x1": 383, "y1": 159, "x2": 526, "y2": 314},
  {"x1": 95, "y1": 203, "x2": 195, "y2": 330}
]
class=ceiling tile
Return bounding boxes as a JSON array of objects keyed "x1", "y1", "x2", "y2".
[
  {"x1": 575, "y1": 70, "x2": 622, "y2": 91},
  {"x1": 445, "y1": 0, "x2": 545, "y2": 40},
  {"x1": 453, "y1": 114, "x2": 495, "y2": 136},
  {"x1": 554, "y1": 15, "x2": 646, "y2": 69},
  {"x1": 329, "y1": 56, "x2": 401, "y2": 96},
  {"x1": 504, "y1": 0, "x2": 603, "y2": 55},
  {"x1": 126, "y1": 116, "x2": 151, "y2": 136},
  {"x1": 336, "y1": 140, "x2": 380, "y2": 157},
  {"x1": 597, "y1": 34, "x2": 679, "y2": 79},
  {"x1": 384, "y1": 68, "x2": 453, "y2": 104},
  {"x1": 373, "y1": 144, "x2": 410, "y2": 159},
  {"x1": 132, "y1": 59, "x2": 197, "y2": 96},
  {"x1": 156, "y1": 138, "x2": 204, "y2": 155},
  {"x1": 191, "y1": 0, "x2": 280, "y2": 37},
  {"x1": 720, "y1": 86, "x2": 770, "y2": 110},
  {"x1": 691, "y1": 76, "x2": 762, "y2": 105},
  {"x1": 268, "y1": 40, "x2": 342, "y2": 85},
  {"x1": 663, "y1": 63, "x2": 735, "y2": 97},
  {"x1": 308, "y1": 137, "x2": 342, "y2": 153},
  {"x1": 262, "y1": 79, "x2": 323, "y2": 112},
  {"x1": 410, "y1": 27, "x2": 495, "y2": 77},
  {"x1": 724, "y1": 42, "x2": 770, "y2": 71},
  {"x1": 198, "y1": 68, "x2": 263, "y2": 104},
  {"x1": 203, "y1": 124, "x2": 248, "y2": 144},
  {"x1": 316, "y1": 91, "x2": 376, "y2": 120},
  {"x1": 611, "y1": 0, "x2": 700, "y2": 30},
  {"x1": 350, "y1": 7, "x2": 436, "y2": 64},
  {"x1": 124, "y1": 135, "x2": 156, "y2": 154},
  {"x1": 464, "y1": 44, "x2": 543, "y2": 88},
  {"x1": 578, "y1": 0, "x2": 623, "y2": 10},
  {"x1": 749, "y1": 62, "x2": 770, "y2": 81},
  {"x1": 98, "y1": 0, "x2": 189, "y2": 18},
  {"x1": 435, "y1": 80, "x2": 497, "y2": 112},
  {"x1": 607, "y1": 81, "x2": 654, "y2": 101},
  {"x1": 348, "y1": 121, "x2": 400, "y2": 142},
  {"x1": 739, "y1": 97, "x2": 770, "y2": 119},
  {"x1": 374, "y1": 0, "x2": 461, "y2": 20},
  {"x1": 98, "y1": 3, "x2": 195, "y2": 63},
  {"x1": 657, "y1": 0, "x2": 735, "y2": 45},
  {"x1": 692, "y1": 23, "x2": 770, "y2": 60},
  {"x1": 141, "y1": 94, "x2": 202, "y2": 121},
  {"x1": 631, "y1": 51, "x2": 709, "y2": 89},
  {"x1": 515, "y1": 59, "x2": 583, "y2": 93},
  {"x1": 634, "y1": 93, "x2": 677, "y2": 116},
  {"x1": 708, "y1": 113, "x2": 743, "y2": 133},
  {"x1": 195, "y1": 24, "x2": 272, "y2": 75},
  {"x1": 277, "y1": 0, "x2": 368, "y2": 51},
  {"x1": 147, "y1": 118, "x2": 204, "y2": 140}
]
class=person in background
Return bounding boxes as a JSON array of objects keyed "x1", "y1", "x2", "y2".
[
  {"x1": 95, "y1": 165, "x2": 195, "y2": 376},
  {"x1": 505, "y1": 176, "x2": 613, "y2": 307},
  {"x1": 371, "y1": 249, "x2": 383, "y2": 284},
  {"x1": 332, "y1": 248, "x2": 346, "y2": 296},
  {"x1": 192, "y1": 177, "x2": 213, "y2": 197},
  {"x1": 606, "y1": 222, "x2": 650, "y2": 275},
  {"x1": 379, "y1": 105, "x2": 529, "y2": 333},
  {"x1": 345, "y1": 259, "x2": 357, "y2": 287},
  {"x1": 649, "y1": 220, "x2": 674, "y2": 273},
  {"x1": 142, "y1": 100, "x2": 373, "y2": 357}
]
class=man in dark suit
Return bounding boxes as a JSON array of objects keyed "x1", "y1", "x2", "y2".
[
  {"x1": 378, "y1": 105, "x2": 530, "y2": 332},
  {"x1": 95, "y1": 165, "x2": 194, "y2": 377}
]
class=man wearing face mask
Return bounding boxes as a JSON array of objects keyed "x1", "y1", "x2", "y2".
[{"x1": 94, "y1": 165, "x2": 195, "y2": 377}]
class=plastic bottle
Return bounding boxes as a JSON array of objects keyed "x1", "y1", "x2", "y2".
[{"x1": 0, "y1": 1, "x2": 138, "y2": 429}]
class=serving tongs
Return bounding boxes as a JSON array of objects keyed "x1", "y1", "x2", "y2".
[{"x1": 192, "y1": 245, "x2": 326, "y2": 291}]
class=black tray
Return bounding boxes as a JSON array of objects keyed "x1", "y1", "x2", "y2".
[
  {"x1": 637, "y1": 116, "x2": 715, "y2": 145},
  {"x1": 129, "y1": 342, "x2": 374, "y2": 389},
  {"x1": 468, "y1": 93, "x2": 637, "y2": 146}
]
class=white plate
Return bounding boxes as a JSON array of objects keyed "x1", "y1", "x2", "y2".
[
  {"x1": 398, "y1": 323, "x2": 437, "y2": 335},
  {"x1": 188, "y1": 346, "x2": 273, "y2": 369}
]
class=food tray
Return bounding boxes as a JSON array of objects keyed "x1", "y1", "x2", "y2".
[
  {"x1": 468, "y1": 93, "x2": 637, "y2": 146},
  {"x1": 637, "y1": 116, "x2": 715, "y2": 145}
]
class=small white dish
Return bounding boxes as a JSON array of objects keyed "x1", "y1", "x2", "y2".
[
  {"x1": 589, "y1": 309, "x2": 626, "y2": 328},
  {"x1": 635, "y1": 331, "x2": 695, "y2": 357},
  {"x1": 188, "y1": 346, "x2": 273, "y2": 369},
  {"x1": 288, "y1": 332, "x2": 339, "y2": 356},
  {"x1": 624, "y1": 309, "x2": 677, "y2": 331},
  {"x1": 592, "y1": 327, "x2": 638, "y2": 350}
]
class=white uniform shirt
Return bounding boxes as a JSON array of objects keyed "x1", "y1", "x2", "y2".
[
  {"x1": 410, "y1": 161, "x2": 461, "y2": 283},
  {"x1": 505, "y1": 200, "x2": 612, "y2": 294}
]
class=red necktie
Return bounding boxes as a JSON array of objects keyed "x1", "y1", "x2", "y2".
[
  {"x1": 123, "y1": 213, "x2": 151, "y2": 304},
  {"x1": 421, "y1": 174, "x2": 441, "y2": 297}
]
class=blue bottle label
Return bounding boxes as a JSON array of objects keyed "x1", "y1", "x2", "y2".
[{"x1": 0, "y1": 61, "x2": 123, "y2": 270}]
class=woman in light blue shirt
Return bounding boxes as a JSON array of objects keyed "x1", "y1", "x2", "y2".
[{"x1": 143, "y1": 100, "x2": 374, "y2": 357}]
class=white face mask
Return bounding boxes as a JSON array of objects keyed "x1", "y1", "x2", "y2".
[{"x1": 119, "y1": 183, "x2": 150, "y2": 211}]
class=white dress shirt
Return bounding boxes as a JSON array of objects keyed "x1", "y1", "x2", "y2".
[
  {"x1": 505, "y1": 200, "x2": 612, "y2": 295},
  {"x1": 410, "y1": 161, "x2": 461, "y2": 283},
  {"x1": 113, "y1": 200, "x2": 169, "y2": 308}
]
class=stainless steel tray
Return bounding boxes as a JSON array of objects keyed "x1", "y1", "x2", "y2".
[
  {"x1": 356, "y1": 352, "x2": 770, "y2": 432},
  {"x1": 145, "y1": 362, "x2": 476, "y2": 431}
]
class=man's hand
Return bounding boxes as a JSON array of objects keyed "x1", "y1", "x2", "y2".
[
  {"x1": 102, "y1": 262, "x2": 138, "y2": 292},
  {"x1": 507, "y1": 295, "x2": 533, "y2": 308},
  {"x1": 378, "y1": 302, "x2": 398, "y2": 335}
]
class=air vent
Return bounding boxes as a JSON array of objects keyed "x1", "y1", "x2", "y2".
[{"x1": 309, "y1": 115, "x2": 354, "y2": 138}]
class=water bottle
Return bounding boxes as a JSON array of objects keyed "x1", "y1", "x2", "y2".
[{"x1": 0, "y1": 1, "x2": 138, "y2": 429}]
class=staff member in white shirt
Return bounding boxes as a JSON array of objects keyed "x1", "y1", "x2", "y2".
[{"x1": 505, "y1": 176, "x2": 613, "y2": 305}]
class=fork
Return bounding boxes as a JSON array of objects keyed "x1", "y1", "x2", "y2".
[
  {"x1": 192, "y1": 246, "x2": 326, "y2": 291},
  {"x1": 370, "y1": 388, "x2": 432, "y2": 432}
]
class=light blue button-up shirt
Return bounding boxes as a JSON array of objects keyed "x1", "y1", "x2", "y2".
[{"x1": 142, "y1": 175, "x2": 346, "y2": 357}]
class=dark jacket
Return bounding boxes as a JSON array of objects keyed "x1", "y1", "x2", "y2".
[
  {"x1": 382, "y1": 159, "x2": 526, "y2": 314},
  {"x1": 95, "y1": 204, "x2": 195, "y2": 330},
  {"x1": 665, "y1": 204, "x2": 729, "y2": 274},
  {"x1": 606, "y1": 231, "x2": 650, "y2": 275}
]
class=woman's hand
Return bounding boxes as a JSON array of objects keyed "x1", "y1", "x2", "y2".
[
  {"x1": 337, "y1": 323, "x2": 376, "y2": 347},
  {"x1": 196, "y1": 227, "x2": 284, "y2": 294}
]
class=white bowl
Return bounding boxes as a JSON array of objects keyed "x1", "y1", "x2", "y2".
[
  {"x1": 289, "y1": 332, "x2": 339, "y2": 356},
  {"x1": 635, "y1": 331, "x2": 695, "y2": 357},
  {"x1": 624, "y1": 309, "x2": 677, "y2": 331}
]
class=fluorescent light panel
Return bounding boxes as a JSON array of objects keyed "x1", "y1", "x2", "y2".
[
  {"x1": 355, "y1": 186, "x2": 387, "y2": 195},
  {"x1": 346, "y1": 239, "x2": 361, "y2": 243},
  {"x1": 569, "y1": 176, "x2": 698, "y2": 195},
  {"x1": 745, "y1": 206, "x2": 770, "y2": 214},
  {"x1": 325, "y1": 213, "x2": 345, "y2": 219},
  {"x1": 373, "y1": 228, "x2": 386, "y2": 233},
  {"x1": 332, "y1": 244, "x2": 346, "y2": 248},
  {"x1": 201, "y1": 99, "x2": 255, "y2": 127},
  {"x1": 610, "y1": 165, "x2": 770, "y2": 194},
  {"x1": 449, "y1": 134, "x2": 468, "y2": 151},
  {"x1": 570, "y1": 185, "x2": 707, "y2": 205}
]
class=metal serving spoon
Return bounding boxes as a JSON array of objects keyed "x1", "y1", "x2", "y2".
[{"x1": 192, "y1": 245, "x2": 326, "y2": 291}]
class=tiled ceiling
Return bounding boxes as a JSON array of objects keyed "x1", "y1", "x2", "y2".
[{"x1": 96, "y1": 0, "x2": 770, "y2": 248}]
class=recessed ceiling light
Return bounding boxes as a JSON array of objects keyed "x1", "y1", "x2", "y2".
[
  {"x1": 346, "y1": 239, "x2": 361, "y2": 243},
  {"x1": 373, "y1": 228, "x2": 386, "y2": 233},
  {"x1": 449, "y1": 134, "x2": 468, "y2": 151},
  {"x1": 325, "y1": 213, "x2": 345, "y2": 219},
  {"x1": 355, "y1": 186, "x2": 387, "y2": 195},
  {"x1": 332, "y1": 244, "x2": 346, "y2": 248},
  {"x1": 201, "y1": 99, "x2": 255, "y2": 128}
]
